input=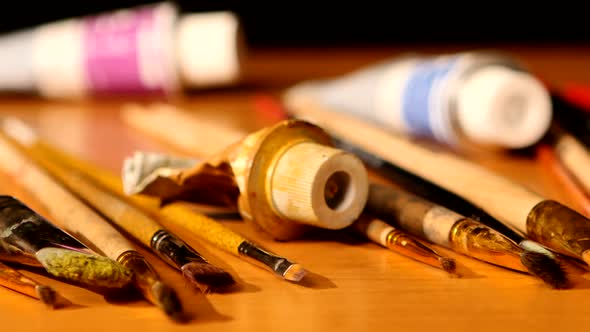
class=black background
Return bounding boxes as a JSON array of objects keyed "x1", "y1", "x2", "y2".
[{"x1": 0, "y1": 1, "x2": 588, "y2": 47}]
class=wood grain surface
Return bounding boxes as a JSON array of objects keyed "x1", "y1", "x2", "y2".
[{"x1": 1, "y1": 45, "x2": 590, "y2": 331}]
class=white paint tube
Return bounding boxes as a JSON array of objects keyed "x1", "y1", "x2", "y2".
[
  {"x1": 284, "y1": 51, "x2": 552, "y2": 150},
  {"x1": 0, "y1": 2, "x2": 242, "y2": 98}
]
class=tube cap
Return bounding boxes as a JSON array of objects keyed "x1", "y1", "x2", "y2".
[
  {"x1": 175, "y1": 11, "x2": 242, "y2": 88},
  {"x1": 455, "y1": 65, "x2": 552, "y2": 148},
  {"x1": 269, "y1": 142, "x2": 368, "y2": 229}
]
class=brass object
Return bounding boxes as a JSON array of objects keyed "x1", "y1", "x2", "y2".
[
  {"x1": 450, "y1": 219, "x2": 526, "y2": 272},
  {"x1": 526, "y1": 200, "x2": 590, "y2": 264}
]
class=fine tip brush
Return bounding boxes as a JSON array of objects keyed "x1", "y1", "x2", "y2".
[
  {"x1": 352, "y1": 214, "x2": 458, "y2": 275},
  {"x1": 366, "y1": 183, "x2": 569, "y2": 289},
  {"x1": 0, "y1": 128, "x2": 184, "y2": 321},
  {"x1": 0, "y1": 260, "x2": 70, "y2": 308}
]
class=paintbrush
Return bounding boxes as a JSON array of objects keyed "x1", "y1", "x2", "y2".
[
  {"x1": 284, "y1": 96, "x2": 590, "y2": 267},
  {"x1": 13, "y1": 141, "x2": 236, "y2": 293},
  {"x1": 0, "y1": 260, "x2": 70, "y2": 308},
  {"x1": 0, "y1": 195, "x2": 133, "y2": 289},
  {"x1": 352, "y1": 213, "x2": 457, "y2": 275},
  {"x1": 366, "y1": 183, "x2": 568, "y2": 288},
  {"x1": 11, "y1": 128, "x2": 306, "y2": 282},
  {"x1": 0, "y1": 131, "x2": 184, "y2": 321}
]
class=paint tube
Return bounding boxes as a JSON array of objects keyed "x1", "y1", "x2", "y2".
[
  {"x1": 0, "y1": 2, "x2": 242, "y2": 98},
  {"x1": 284, "y1": 51, "x2": 552, "y2": 150}
]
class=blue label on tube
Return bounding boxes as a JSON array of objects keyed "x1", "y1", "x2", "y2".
[{"x1": 401, "y1": 58, "x2": 457, "y2": 141}]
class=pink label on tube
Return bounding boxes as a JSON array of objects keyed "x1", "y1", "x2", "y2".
[{"x1": 83, "y1": 6, "x2": 170, "y2": 94}]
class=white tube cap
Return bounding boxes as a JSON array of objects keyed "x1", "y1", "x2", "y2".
[
  {"x1": 455, "y1": 65, "x2": 552, "y2": 148},
  {"x1": 175, "y1": 11, "x2": 242, "y2": 88}
]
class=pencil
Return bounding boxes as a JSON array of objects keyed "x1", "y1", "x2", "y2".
[
  {"x1": 3, "y1": 119, "x2": 306, "y2": 282},
  {"x1": 0, "y1": 130, "x2": 184, "y2": 321},
  {"x1": 284, "y1": 95, "x2": 590, "y2": 266}
]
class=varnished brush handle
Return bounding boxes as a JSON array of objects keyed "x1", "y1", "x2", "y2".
[
  {"x1": 286, "y1": 97, "x2": 544, "y2": 234},
  {"x1": 122, "y1": 103, "x2": 247, "y2": 157},
  {"x1": 34, "y1": 142, "x2": 247, "y2": 255},
  {"x1": 29, "y1": 154, "x2": 161, "y2": 248},
  {"x1": 554, "y1": 133, "x2": 590, "y2": 196},
  {"x1": 0, "y1": 134, "x2": 136, "y2": 260}
]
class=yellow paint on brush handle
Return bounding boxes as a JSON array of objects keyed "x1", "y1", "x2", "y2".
[
  {"x1": 158, "y1": 203, "x2": 244, "y2": 254},
  {"x1": 34, "y1": 142, "x2": 246, "y2": 255}
]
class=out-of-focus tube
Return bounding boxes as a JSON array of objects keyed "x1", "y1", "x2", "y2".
[
  {"x1": 284, "y1": 51, "x2": 552, "y2": 150},
  {"x1": 0, "y1": 3, "x2": 243, "y2": 98}
]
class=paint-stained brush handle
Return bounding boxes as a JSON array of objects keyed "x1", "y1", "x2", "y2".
[{"x1": 0, "y1": 133, "x2": 135, "y2": 259}]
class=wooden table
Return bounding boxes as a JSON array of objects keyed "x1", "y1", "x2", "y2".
[{"x1": 1, "y1": 45, "x2": 590, "y2": 332}]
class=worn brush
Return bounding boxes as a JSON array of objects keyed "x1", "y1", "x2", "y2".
[
  {"x1": 0, "y1": 260, "x2": 70, "y2": 308},
  {"x1": 0, "y1": 130, "x2": 184, "y2": 321},
  {"x1": 0, "y1": 196, "x2": 133, "y2": 289}
]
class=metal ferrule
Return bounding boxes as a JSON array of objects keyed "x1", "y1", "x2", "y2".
[
  {"x1": 450, "y1": 218, "x2": 526, "y2": 272},
  {"x1": 526, "y1": 200, "x2": 590, "y2": 260},
  {"x1": 117, "y1": 250, "x2": 160, "y2": 305},
  {"x1": 0, "y1": 261, "x2": 39, "y2": 298},
  {"x1": 237, "y1": 241, "x2": 299, "y2": 279},
  {"x1": 0, "y1": 196, "x2": 89, "y2": 255},
  {"x1": 384, "y1": 229, "x2": 447, "y2": 269},
  {"x1": 150, "y1": 229, "x2": 207, "y2": 269}
]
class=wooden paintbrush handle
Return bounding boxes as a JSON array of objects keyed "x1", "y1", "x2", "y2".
[
  {"x1": 122, "y1": 103, "x2": 247, "y2": 157},
  {"x1": 287, "y1": 97, "x2": 544, "y2": 233},
  {"x1": 32, "y1": 155, "x2": 160, "y2": 247},
  {"x1": 0, "y1": 135, "x2": 135, "y2": 260},
  {"x1": 555, "y1": 134, "x2": 590, "y2": 195},
  {"x1": 35, "y1": 142, "x2": 247, "y2": 255}
]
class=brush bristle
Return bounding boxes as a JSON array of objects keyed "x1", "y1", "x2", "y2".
[
  {"x1": 152, "y1": 281, "x2": 184, "y2": 322},
  {"x1": 181, "y1": 262, "x2": 235, "y2": 293},
  {"x1": 35, "y1": 285, "x2": 57, "y2": 308},
  {"x1": 282, "y1": 263, "x2": 306, "y2": 282},
  {"x1": 439, "y1": 257, "x2": 457, "y2": 275},
  {"x1": 36, "y1": 247, "x2": 133, "y2": 288},
  {"x1": 520, "y1": 250, "x2": 569, "y2": 289}
]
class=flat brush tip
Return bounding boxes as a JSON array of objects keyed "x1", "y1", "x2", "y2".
[
  {"x1": 439, "y1": 257, "x2": 457, "y2": 275},
  {"x1": 181, "y1": 262, "x2": 235, "y2": 292},
  {"x1": 282, "y1": 263, "x2": 306, "y2": 282},
  {"x1": 153, "y1": 281, "x2": 185, "y2": 322},
  {"x1": 521, "y1": 251, "x2": 569, "y2": 289}
]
